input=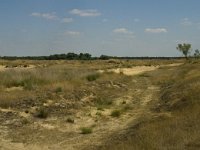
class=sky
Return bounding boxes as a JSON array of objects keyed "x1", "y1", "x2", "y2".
[{"x1": 0, "y1": 0, "x2": 200, "y2": 57}]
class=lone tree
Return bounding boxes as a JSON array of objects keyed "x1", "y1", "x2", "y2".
[
  {"x1": 194, "y1": 49, "x2": 200, "y2": 58},
  {"x1": 176, "y1": 43, "x2": 192, "y2": 59}
]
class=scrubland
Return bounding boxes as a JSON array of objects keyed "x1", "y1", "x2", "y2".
[{"x1": 0, "y1": 58, "x2": 199, "y2": 150}]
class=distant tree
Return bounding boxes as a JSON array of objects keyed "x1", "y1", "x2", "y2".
[
  {"x1": 66, "y1": 53, "x2": 78, "y2": 60},
  {"x1": 99, "y1": 55, "x2": 110, "y2": 60},
  {"x1": 79, "y1": 53, "x2": 91, "y2": 60},
  {"x1": 194, "y1": 49, "x2": 200, "y2": 58},
  {"x1": 176, "y1": 43, "x2": 192, "y2": 59}
]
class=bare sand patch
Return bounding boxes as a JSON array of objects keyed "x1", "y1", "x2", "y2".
[
  {"x1": 0, "y1": 65, "x2": 36, "y2": 72},
  {"x1": 5, "y1": 86, "x2": 24, "y2": 92},
  {"x1": 0, "y1": 65, "x2": 6, "y2": 71},
  {"x1": 164, "y1": 63, "x2": 183, "y2": 67},
  {"x1": 111, "y1": 66, "x2": 158, "y2": 76},
  {"x1": 99, "y1": 63, "x2": 183, "y2": 76},
  {"x1": 99, "y1": 66, "x2": 158, "y2": 76}
]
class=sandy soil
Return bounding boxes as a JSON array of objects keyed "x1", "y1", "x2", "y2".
[
  {"x1": 98, "y1": 63, "x2": 182, "y2": 76},
  {"x1": 108, "y1": 66, "x2": 158, "y2": 76},
  {"x1": 0, "y1": 65, "x2": 35, "y2": 72},
  {"x1": 0, "y1": 65, "x2": 5, "y2": 71}
]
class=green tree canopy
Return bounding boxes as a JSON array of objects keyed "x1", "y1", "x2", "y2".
[
  {"x1": 194, "y1": 49, "x2": 200, "y2": 58},
  {"x1": 176, "y1": 43, "x2": 192, "y2": 59}
]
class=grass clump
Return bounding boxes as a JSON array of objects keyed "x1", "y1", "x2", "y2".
[
  {"x1": 111, "y1": 110, "x2": 121, "y2": 117},
  {"x1": 35, "y1": 107, "x2": 48, "y2": 119},
  {"x1": 21, "y1": 118, "x2": 30, "y2": 125},
  {"x1": 66, "y1": 117, "x2": 74, "y2": 123},
  {"x1": 86, "y1": 73, "x2": 100, "y2": 81},
  {"x1": 95, "y1": 98, "x2": 113, "y2": 107},
  {"x1": 21, "y1": 78, "x2": 35, "y2": 90},
  {"x1": 55, "y1": 87, "x2": 62, "y2": 93},
  {"x1": 96, "y1": 112, "x2": 102, "y2": 116},
  {"x1": 80, "y1": 127, "x2": 93, "y2": 134}
]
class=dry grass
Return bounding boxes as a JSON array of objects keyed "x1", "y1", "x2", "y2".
[
  {"x1": 101, "y1": 61, "x2": 200, "y2": 150},
  {"x1": 1, "y1": 59, "x2": 194, "y2": 150},
  {"x1": 0, "y1": 59, "x2": 184, "y2": 110}
]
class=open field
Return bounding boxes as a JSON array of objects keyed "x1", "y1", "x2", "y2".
[{"x1": 0, "y1": 59, "x2": 199, "y2": 150}]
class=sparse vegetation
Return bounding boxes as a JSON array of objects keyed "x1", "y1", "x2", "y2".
[
  {"x1": 1, "y1": 59, "x2": 199, "y2": 150},
  {"x1": 34, "y1": 107, "x2": 48, "y2": 119},
  {"x1": 101, "y1": 61, "x2": 200, "y2": 150},
  {"x1": 55, "y1": 87, "x2": 62, "y2": 93},
  {"x1": 80, "y1": 127, "x2": 93, "y2": 134},
  {"x1": 111, "y1": 110, "x2": 121, "y2": 117},
  {"x1": 86, "y1": 73, "x2": 100, "y2": 81},
  {"x1": 95, "y1": 97, "x2": 113, "y2": 107},
  {"x1": 66, "y1": 117, "x2": 74, "y2": 123}
]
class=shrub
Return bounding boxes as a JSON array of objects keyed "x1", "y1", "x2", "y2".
[
  {"x1": 35, "y1": 107, "x2": 48, "y2": 119},
  {"x1": 80, "y1": 127, "x2": 93, "y2": 134},
  {"x1": 97, "y1": 106, "x2": 104, "y2": 111},
  {"x1": 55, "y1": 87, "x2": 62, "y2": 93},
  {"x1": 95, "y1": 98, "x2": 112, "y2": 106},
  {"x1": 66, "y1": 117, "x2": 74, "y2": 123},
  {"x1": 23, "y1": 64, "x2": 29, "y2": 68},
  {"x1": 22, "y1": 79, "x2": 34, "y2": 90},
  {"x1": 86, "y1": 73, "x2": 100, "y2": 81},
  {"x1": 96, "y1": 112, "x2": 102, "y2": 116},
  {"x1": 21, "y1": 118, "x2": 30, "y2": 125},
  {"x1": 111, "y1": 110, "x2": 121, "y2": 117},
  {"x1": 122, "y1": 100, "x2": 126, "y2": 104}
]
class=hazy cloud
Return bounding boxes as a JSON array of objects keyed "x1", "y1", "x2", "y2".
[
  {"x1": 181, "y1": 18, "x2": 192, "y2": 26},
  {"x1": 64, "y1": 31, "x2": 81, "y2": 36},
  {"x1": 31, "y1": 12, "x2": 58, "y2": 20},
  {"x1": 61, "y1": 17, "x2": 73, "y2": 23},
  {"x1": 113, "y1": 28, "x2": 133, "y2": 34},
  {"x1": 113, "y1": 28, "x2": 135, "y2": 39},
  {"x1": 145, "y1": 28, "x2": 168, "y2": 33},
  {"x1": 70, "y1": 9, "x2": 101, "y2": 17}
]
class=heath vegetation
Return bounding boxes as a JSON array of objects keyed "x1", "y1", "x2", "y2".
[{"x1": 0, "y1": 59, "x2": 199, "y2": 150}]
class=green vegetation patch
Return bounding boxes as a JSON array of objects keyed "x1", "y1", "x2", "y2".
[
  {"x1": 34, "y1": 107, "x2": 49, "y2": 119},
  {"x1": 80, "y1": 127, "x2": 93, "y2": 134},
  {"x1": 86, "y1": 73, "x2": 100, "y2": 81},
  {"x1": 111, "y1": 110, "x2": 121, "y2": 117}
]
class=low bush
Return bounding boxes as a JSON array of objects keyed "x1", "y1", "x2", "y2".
[
  {"x1": 111, "y1": 110, "x2": 121, "y2": 117},
  {"x1": 80, "y1": 127, "x2": 93, "y2": 134},
  {"x1": 86, "y1": 73, "x2": 100, "y2": 81},
  {"x1": 66, "y1": 117, "x2": 74, "y2": 123},
  {"x1": 34, "y1": 107, "x2": 48, "y2": 119},
  {"x1": 55, "y1": 87, "x2": 62, "y2": 93}
]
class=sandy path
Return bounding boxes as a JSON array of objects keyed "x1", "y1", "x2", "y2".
[
  {"x1": 109, "y1": 66, "x2": 158, "y2": 76},
  {"x1": 99, "y1": 63, "x2": 182, "y2": 76}
]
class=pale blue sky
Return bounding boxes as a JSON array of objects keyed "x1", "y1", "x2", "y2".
[{"x1": 0, "y1": 0, "x2": 200, "y2": 56}]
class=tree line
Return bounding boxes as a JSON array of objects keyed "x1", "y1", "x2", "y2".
[
  {"x1": 0, "y1": 53, "x2": 185, "y2": 60},
  {"x1": 0, "y1": 45, "x2": 199, "y2": 60},
  {"x1": 0, "y1": 53, "x2": 92, "y2": 60}
]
